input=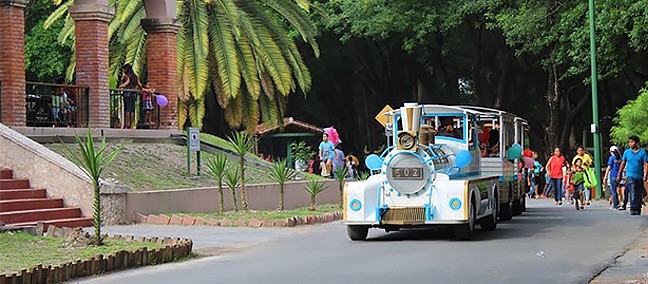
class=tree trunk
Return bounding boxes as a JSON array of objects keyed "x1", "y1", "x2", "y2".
[
  {"x1": 240, "y1": 158, "x2": 248, "y2": 210},
  {"x1": 279, "y1": 184, "x2": 285, "y2": 211},
  {"x1": 218, "y1": 181, "x2": 224, "y2": 214},
  {"x1": 546, "y1": 64, "x2": 561, "y2": 150}
]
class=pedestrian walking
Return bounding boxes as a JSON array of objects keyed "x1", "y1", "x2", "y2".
[
  {"x1": 573, "y1": 146, "x2": 594, "y2": 205},
  {"x1": 603, "y1": 146, "x2": 622, "y2": 209},
  {"x1": 546, "y1": 148, "x2": 569, "y2": 205},
  {"x1": 616, "y1": 136, "x2": 648, "y2": 215}
]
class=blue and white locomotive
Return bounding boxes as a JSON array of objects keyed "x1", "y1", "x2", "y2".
[{"x1": 344, "y1": 103, "x2": 528, "y2": 240}]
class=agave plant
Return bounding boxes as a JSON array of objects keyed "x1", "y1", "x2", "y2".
[
  {"x1": 62, "y1": 129, "x2": 123, "y2": 246},
  {"x1": 227, "y1": 131, "x2": 254, "y2": 210},
  {"x1": 333, "y1": 167, "x2": 348, "y2": 209},
  {"x1": 206, "y1": 153, "x2": 228, "y2": 213},
  {"x1": 268, "y1": 159, "x2": 297, "y2": 211},
  {"x1": 357, "y1": 171, "x2": 370, "y2": 181},
  {"x1": 304, "y1": 177, "x2": 328, "y2": 211},
  {"x1": 223, "y1": 167, "x2": 240, "y2": 212},
  {"x1": 45, "y1": 0, "x2": 321, "y2": 129}
]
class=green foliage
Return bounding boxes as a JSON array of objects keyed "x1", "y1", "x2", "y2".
[
  {"x1": 223, "y1": 167, "x2": 241, "y2": 212},
  {"x1": 268, "y1": 159, "x2": 297, "y2": 211},
  {"x1": 25, "y1": 0, "x2": 72, "y2": 82},
  {"x1": 62, "y1": 129, "x2": 123, "y2": 246},
  {"x1": 206, "y1": 153, "x2": 228, "y2": 213},
  {"x1": 357, "y1": 171, "x2": 371, "y2": 181},
  {"x1": 227, "y1": 131, "x2": 254, "y2": 210},
  {"x1": 290, "y1": 140, "x2": 315, "y2": 162},
  {"x1": 46, "y1": 0, "x2": 320, "y2": 130},
  {"x1": 611, "y1": 84, "x2": 648, "y2": 145},
  {"x1": 333, "y1": 167, "x2": 348, "y2": 209},
  {"x1": 303, "y1": 177, "x2": 328, "y2": 210}
]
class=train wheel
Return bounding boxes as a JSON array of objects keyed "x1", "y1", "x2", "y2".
[
  {"x1": 522, "y1": 195, "x2": 527, "y2": 212},
  {"x1": 346, "y1": 225, "x2": 369, "y2": 241},
  {"x1": 499, "y1": 201, "x2": 512, "y2": 221},
  {"x1": 455, "y1": 202, "x2": 475, "y2": 240},
  {"x1": 512, "y1": 198, "x2": 523, "y2": 216},
  {"x1": 480, "y1": 198, "x2": 497, "y2": 231}
]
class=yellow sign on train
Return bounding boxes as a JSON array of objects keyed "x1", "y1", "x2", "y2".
[{"x1": 374, "y1": 105, "x2": 393, "y2": 127}]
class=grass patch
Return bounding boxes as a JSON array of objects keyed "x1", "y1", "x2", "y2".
[
  {"x1": 47, "y1": 142, "x2": 279, "y2": 191},
  {"x1": 179, "y1": 204, "x2": 341, "y2": 223},
  {"x1": 0, "y1": 231, "x2": 164, "y2": 275}
]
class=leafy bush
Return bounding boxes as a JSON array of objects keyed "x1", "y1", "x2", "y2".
[
  {"x1": 290, "y1": 141, "x2": 315, "y2": 162},
  {"x1": 611, "y1": 84, "x2": 648, "y2": 145}
]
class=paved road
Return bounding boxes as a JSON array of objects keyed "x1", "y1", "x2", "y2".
[{"x1": 71, "y1": 199, "x2": 648, "y2": 284}]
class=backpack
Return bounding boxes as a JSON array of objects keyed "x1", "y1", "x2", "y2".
[{"x1": 583, "y1": 166, "x2": 598, "y2": 188}]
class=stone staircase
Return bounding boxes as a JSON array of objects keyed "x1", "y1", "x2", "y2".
[{"x1": 0, "y1": 168, "x2": 92, "y2": 229}]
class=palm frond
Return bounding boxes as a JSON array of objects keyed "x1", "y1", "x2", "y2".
[
  {"x1": 44, "y1": 0, "x2": 73, "y2": 30},
  {"x1": 57, "y1": 16, "x2": 75, "y2": 44},
  {"x1": 234, "y1": 32, "x2": 261, "y2": 99},
  {"x1": 239, "y1": 15, "x2": 292, "y2": 97},
  {"x1": 224, "y1": 93, "x2": 244, "y2": 128},
  {"x1": 256, "y1": 0, "x2": 320, "y2": 57},
  {"x1": 177, "y1": 99, "x2": 189, "y2": 128},
  {"x1": 243, "y1": 90, "x2": 260, "y2": 132},
  {"x1": 188, "y1": 97, "x2": 205, "y2": 128},
  {"x1": 119, "y1": 0, "x2": 142, "y2": 22},
  {"x1": 207, "y1": 4, "x2": 241, "y2": 99},
  {"x1": 125, "y1": 29, "x2": 147, "y2": 75},
  {"x1": 182, "y1": 0, "x2": 210, "y2": 99}
]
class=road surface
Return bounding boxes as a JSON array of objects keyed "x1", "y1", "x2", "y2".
[{"x1": 71, "y1": 199, "x2": 648, "y2": 284}]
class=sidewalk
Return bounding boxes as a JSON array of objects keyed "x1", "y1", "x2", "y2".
[{"x1": 590, "y1": 226, "x2": 648, "y2": 283}]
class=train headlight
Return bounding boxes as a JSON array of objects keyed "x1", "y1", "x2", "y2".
[{"x1": 398, "y1": 132, "x2": 416, "y2": 150}]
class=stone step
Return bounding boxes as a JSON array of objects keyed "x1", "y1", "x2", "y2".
[
  {"x1": 0, "y1": 207, "x2": 81, "y2": 224},
  {"x1": 8, "y1": 217, "x2": 93, "y2": 231},
  {"x1": 0, "y1": 189, "x2": 46, "y2": 200},
  {"x1": 0, "y1": 169, "x2": 12, "y2": 179},
  {"x1": 0, "y1": 198, "x2": 64, "y2": 212},
  {"x1": 0, "y1": 179, "x2": 30, "y2": 190}
]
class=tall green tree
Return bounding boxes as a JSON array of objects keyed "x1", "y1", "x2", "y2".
[
  {"x1": 46, "y1": 0, "x2": 320, "y2": 130},
  {"x1": 611, "y1": 83, "x2": 648, "y2": 145}
]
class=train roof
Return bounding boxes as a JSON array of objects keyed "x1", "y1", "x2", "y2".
[{"x1": 387, "y1": 104, "x2": 528, "y2": 124}]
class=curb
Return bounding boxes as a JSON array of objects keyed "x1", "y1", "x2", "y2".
[
  {"x1": 134, "y1": 211, "x2": 344, "y2": 228},
  {"x1": 0, "y1": 226, "x2": 193, "y2": 284}
]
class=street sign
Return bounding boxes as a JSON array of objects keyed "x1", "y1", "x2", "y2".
[
  {"x1": 385, "y1": 122, "x2": 393, "y2": 136},
  {"x1": 188, "y1": 127, "x2": 200, "y2": 152},
  {"x1": 375, "y1": 105, "x2": 393, "y2": 127}
]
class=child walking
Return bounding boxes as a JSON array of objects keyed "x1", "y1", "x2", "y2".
[{"x1": 571, "y1": 159, "x2": 586, "y2": 210}]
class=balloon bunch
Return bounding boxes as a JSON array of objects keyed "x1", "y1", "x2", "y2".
[{"x1": 323, "y1": 126, "x2": 340, "y2": 146}]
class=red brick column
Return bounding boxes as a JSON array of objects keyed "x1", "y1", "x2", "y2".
[
  {"x1": 0, "y1": 0, "x2": 29, "y2": 126},
  {"x1": 69, "y1": 2, "x2": 113, "y2": 128},
  {"x1": 142, "y1": 18, "x2": 180, "y2": 129}
]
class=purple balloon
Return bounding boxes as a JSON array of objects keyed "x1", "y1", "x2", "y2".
[{"x1": 155, "y1": 94, "x2": 168, "y2": 107}]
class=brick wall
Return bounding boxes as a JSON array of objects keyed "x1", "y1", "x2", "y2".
[
  {"x1": 74, "y1": 20, "x2": 110, "y2": 128},
  {"x1": 146, "y1": 31, "x2": 178, "y2": 129},
  {"x1": 0, "y1": 5, "x2": 26, "y2": 126}
]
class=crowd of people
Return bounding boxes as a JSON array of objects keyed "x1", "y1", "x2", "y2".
[{"x1": 524, "y1": 135, "x2": 648, "y2": 215}]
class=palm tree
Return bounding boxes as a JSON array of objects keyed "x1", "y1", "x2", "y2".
[
  {"x1": 333, "y1": 167, "x2": 348, "y2": 209},
  {"x1": 45, "y1": 0, "x2": 320, "y2": 129},
  {"x1": 206, "y1": 153, "x2": 228, "y2": 213},
  {"x1": 223, "y1": 167, "x2": 240, "y2": 212},
  {"x1": 267, "y1": 159, "x2": 297, "y2": 211},
  {"x1": 304, "y1": 177, "x2": 327, "y2": 211},
  {"x1": 63, "y1": 129, "x2": 122, "y2": 245},
  {"x1": 227, "y1": 131, "x2": 254, "y2": 210}
]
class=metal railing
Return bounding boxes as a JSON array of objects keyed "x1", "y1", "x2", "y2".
[
  {"x1": 25, "y1": 81, "x2": 89, "y2": 127},
  {"x1": 110, "y1": 89, "x2": 160, "y2": 129}
]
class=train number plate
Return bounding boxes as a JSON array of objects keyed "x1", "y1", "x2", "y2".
[{"x1": 391, "y1": 167, "x2": 423, "y2": 180}]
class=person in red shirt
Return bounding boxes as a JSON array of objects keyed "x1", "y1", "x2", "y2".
[{"x1": 545, "y1": 147, "x2": 569, "y2": 205}]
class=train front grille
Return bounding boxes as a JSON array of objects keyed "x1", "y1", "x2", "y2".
[{"x1": 381, "y1": 207, "x2": 426, "y2": 225}]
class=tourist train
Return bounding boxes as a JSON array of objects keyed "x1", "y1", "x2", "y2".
[{"x1": 344, "y1": 103, "x2": 529, "y2": 240}]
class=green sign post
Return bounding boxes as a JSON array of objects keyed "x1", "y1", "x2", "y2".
[
  {"x1": 588, "y1": 0, "x2": 602, "y2": 199},
  {"x1": 187, "y1": 127, "x2": 201, "y2": 176}
]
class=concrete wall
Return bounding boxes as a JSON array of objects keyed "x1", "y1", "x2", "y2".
[
  {"x1": 125, "y1": 180, "x2": 343, "y2": 221},
  {"x1": 0, "y1": 124, "x2": 129, "y2": 225},
  {"x1": 0, "y1": 123, "x2": 94, "y2": 216}
]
